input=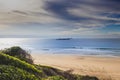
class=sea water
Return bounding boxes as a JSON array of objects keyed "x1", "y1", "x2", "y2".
[{"x1": 0, "y1": 38, "x2": 120, "y2": 57}]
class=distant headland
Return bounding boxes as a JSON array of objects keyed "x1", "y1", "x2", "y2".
[{"x1": 56, "y1": 38, "x2": 72, "y2": 40}]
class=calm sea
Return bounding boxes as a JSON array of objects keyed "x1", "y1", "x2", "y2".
[{"x1": 0, "y1": 38, "x2": 120, "y2": 57}]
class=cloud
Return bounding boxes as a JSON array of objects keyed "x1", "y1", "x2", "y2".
[
  {"x1": 59, "y1": 27, "x2": 120, "y2": 38},
  {"x1": 0, "y1": 24, "x2": 10, "y2": 29},
  {"x1": 0, "y1": 0, "x2": 120, "y2": 38},
  {"x1": 0, "y1": 0, "x2": 120, "y2": 26},
  {"x1": 45, "y1": 0, "x2": 120, "y2": 27},
  {"x1": 60, "y1": 27, "x2": 99, "y2": 36},
  {"x1": 0, "y1": 0, "x2": 63, "y2": 24}
]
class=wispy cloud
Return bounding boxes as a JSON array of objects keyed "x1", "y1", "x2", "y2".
[
  {"x1": 0, "y1": 0, "x2": 120, "y2": 38},
  {"x1": 45, "y1": 0, "x2": 120, "y2": 27}
]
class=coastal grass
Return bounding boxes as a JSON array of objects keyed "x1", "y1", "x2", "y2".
[
  {"x1": 35, "y1": 65, "x2": 99, "y2": 80},
  {"x1": 0, "y1": 65, "x2": 39, "y2": 80},
  {"x1": 0, "y1": 46, "x2": 33, "y2": 64},
  {"x1": 0, "y1": 52, "x2": 44, "y2": 78},
  {"x1": 0, "y1": 46, "x2": 99, "y2": 80}
]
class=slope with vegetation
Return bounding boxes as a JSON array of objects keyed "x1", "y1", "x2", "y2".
[{"x1": 0, "y1": 46, "x2": 98, "y2": 80}]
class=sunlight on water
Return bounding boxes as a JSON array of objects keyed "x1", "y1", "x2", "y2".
[
  {"x1": 0, "y1": 38, "x2": 120, "y2": 56},
  {"x1": 0, "y1": 38, "x2": 28, "y2": 49}
]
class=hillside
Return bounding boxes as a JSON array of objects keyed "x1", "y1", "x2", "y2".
[{"x1": 0, "y1": 46, "x2": 98, "y2": 80}]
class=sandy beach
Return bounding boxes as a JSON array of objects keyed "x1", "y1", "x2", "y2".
[{"x1": 32, "y1": 54, "x2": 120, "y2": 80}]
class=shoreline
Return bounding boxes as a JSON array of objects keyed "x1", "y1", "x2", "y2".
[{"x1": 32, "y1": 53, "x2": 120, "y2": 80}]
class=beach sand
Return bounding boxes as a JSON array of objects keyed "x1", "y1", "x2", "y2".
[{"x1": 32, "y1": 54, "x2": 120, "y2": 80}]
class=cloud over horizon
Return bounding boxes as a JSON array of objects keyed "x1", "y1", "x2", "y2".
[{"x1": 0, "y1": 0, "x2": 120, "y2": 38}]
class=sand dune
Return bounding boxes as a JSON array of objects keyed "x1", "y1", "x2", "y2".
[{"x1": 32, "y1": 54, "x2": 120, "y2": 80}]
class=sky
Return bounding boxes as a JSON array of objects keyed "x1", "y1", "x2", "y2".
[{"x1": 0, "y1": 0, "x2": 120, "y2": 38}]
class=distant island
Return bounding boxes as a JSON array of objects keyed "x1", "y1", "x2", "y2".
[{"x1": 56, "y1": 38, "x2": 72, "y2": 40}]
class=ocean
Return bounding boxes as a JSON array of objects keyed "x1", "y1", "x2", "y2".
[{"x1": 0, "y1": 38, "x2": 120, "y2": 57}]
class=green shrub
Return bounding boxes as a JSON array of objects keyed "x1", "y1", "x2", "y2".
[
  {"x1": 43, "y1": 76, "x2": 67, "y2": 80},
  {"x1": 35, "y1": 65, "x2": 63, "y2": 76},
  {"x1": 0, "y1": 53, "x2": 45, "y2": 78},
  {"x1": 0, "y1": 46, "x2": 33, "y2": 64},
  {"x1": 75, "y1": 75, "x2": 99, "y2": 80},
  {"x1": 36, "y1": 65, "x2": 99, "y2": 80},
  {"x1": 0, "y1": 46, "x2": 99, "y2": 80},
  {"x1": 0, "y1": 65, "x2": 39, "y2": 80}
]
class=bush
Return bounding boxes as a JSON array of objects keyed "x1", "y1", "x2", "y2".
[
  {"x1": 0, "y1": 65, "x2": 39, "y2": 80},
  {"x1": 43, "y1": 76, "x2": 67, "y2": 80},
  {"x1": 0, "y1": 53, "x2": 45, "y2": 78},
  {"x1": 0, "y1": 46, "x2": 99, "y2": 80},
  {"x1": 36, "y1": 65, "x2": 99, "y2": 80},
  {"x1": 75, "y1": 75, "x2": 99, "y2": 80},
  {"x1": 0, "y1": 46, "x2": 33, "y2": 64},
  {"x1": 35, "y1": 65, "x2": 63, "y2": 76}
]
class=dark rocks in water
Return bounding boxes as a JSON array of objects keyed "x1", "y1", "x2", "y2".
[
  {"x1": 42, "y1": 49, "x2": 49, "y2": 51},
  {"x1": 56, "y1": 38, "x2": 72, "y2": 40}
]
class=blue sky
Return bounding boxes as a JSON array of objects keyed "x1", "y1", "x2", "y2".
[{"x1": 0, "y1": 0, "x2": 120, "y2": 38}]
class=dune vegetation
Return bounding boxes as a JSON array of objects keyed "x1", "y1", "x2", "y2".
[{"x1": 0, "y1": 46, "x2": 98, "y2": 80}]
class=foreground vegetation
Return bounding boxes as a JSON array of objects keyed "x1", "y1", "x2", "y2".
[{"x1": 0, "y1": 46, "x2": 98, "y2": 80}]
